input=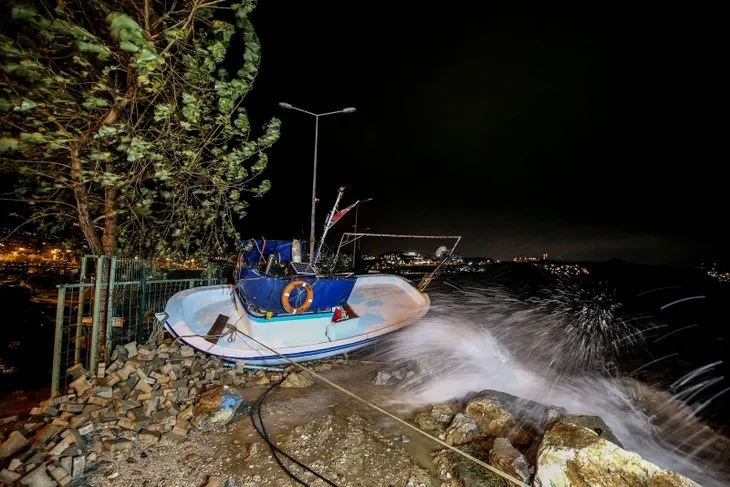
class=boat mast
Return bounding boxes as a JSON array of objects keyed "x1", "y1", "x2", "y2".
[{"x1": 315, "y1": 186, "x2": 345, "y2": 264}]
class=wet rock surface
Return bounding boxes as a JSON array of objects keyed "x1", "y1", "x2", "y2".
[
  {"x1": 464, "y1": 390, "x2": 564, "y2": 446},
  {"x1": 534, "y1": 421, "x2": 701, "y2": 487},
  {"x1": 444, "y1": 413, "x2": 480, "y2": 446},
  {"x1": 413, "y1": 403, "x2": 457, "y2": 433},
  {"x1": 488, "y1": 438, "x2": 530, "y2": 484}
]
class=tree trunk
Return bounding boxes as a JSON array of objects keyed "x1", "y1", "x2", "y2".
[
  {"x1": 102, "y1": 185, "x2": 118, "y2": 255},
  {"x1": 94, "y1": 185, "x2": 119, "y2": 363},
  {"x1": 70, "y1": 145, "x2": 103, "y2": 254}
]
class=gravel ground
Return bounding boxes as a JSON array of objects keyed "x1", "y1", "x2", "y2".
[{"x1": 82, "y1": 362, "x2": 442, "y2": 487}]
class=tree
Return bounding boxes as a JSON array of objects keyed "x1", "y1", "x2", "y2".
[{"x1": 0, "y1": 0, "x2": 279, "y2": 258}]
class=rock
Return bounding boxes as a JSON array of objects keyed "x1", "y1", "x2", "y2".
[
  {"x1": 464, "y1": 390, "x2": 564, "y2": 445},
  {"x1": 66, "y1": 364, "x2": 86, "y2": 380},
  {"x1": 0, "y1": 469, "x2": 22, "y2": 484},
  {"x1": 373, "y1": 371, "x2": 393, "y2": 385},
  {"x1": 138, "y1": 429, "x2": 161, "y2": 443},
  {"x1": 19, "y1": 465, "x2": 56, "y2": 487},
  {"x1": 534, "y1": 421, "x2": 701, "y2": 487},
  {"x1": 202, "y1": 475, "x2": 236, "y2": 487},
  {"x1": 180, "y1": 345, "x2": 195, "y2": 358},
  {"x1": 48, "y1": 463, "x2": 72, "y2": 486},
  {"x1": 413, "y1": 404, "x2": 456, "y2": 433},
  {"x1": 280, "y1": 371, "x2": 315, "y2": 388},
  {"x1": 444, "y1": 413, "x2": 480, "y2": 446},
  {"x1": 69, "y1": 376, "x2": 92, "y2": 396},
  {"x1": 489, "y1": 438, "x2": 531, "y2": 483},
  {"x1": 0, "y1": 431, "x2": 29, "y2": 459},
  {"x1": 9, "y1": 458, "x2": 23, "y2": 471},
  {"x1": 72, "y1": 456, "x2": 85, "y2": 479},
  {"x1": 102, "y1": 439, "x2": 133, "y2": 452},
  {"x1": 562, "y1": 414, "x2": 623, "y2": 447},
  {"x1": 433, "y1": 445, "x2": 509, "y2": 487},
  {"x1": 123, "y1": 341, "x2": 138, "y2": 358},
  {"x1": 0, "y1": 415, "x2": 19, "y2": 425},
  {"x1": 235, "y1": 361, "x2": 245, "y2": 373},
  {"x1": 191, "y1": 385, "x2": 248, "y2": 431}
]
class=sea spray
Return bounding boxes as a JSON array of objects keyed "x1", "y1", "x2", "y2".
[{"x1": 379, "y1": 277, "x2": 730, "y2": 486}]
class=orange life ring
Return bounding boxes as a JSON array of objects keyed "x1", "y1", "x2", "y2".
[{"x1": 281, "y1": 280, "x2": 314, "y2": 314}]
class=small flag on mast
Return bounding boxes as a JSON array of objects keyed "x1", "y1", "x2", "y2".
[{"x1": 328, "y1": 201, "x2": 358, "y2": 227}]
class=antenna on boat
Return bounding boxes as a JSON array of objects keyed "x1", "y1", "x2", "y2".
[{"x1": 315, "y1": 186, "x2": 346, "y2": 264}]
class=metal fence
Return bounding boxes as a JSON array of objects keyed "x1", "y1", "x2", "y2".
[{"x1": 51, "y1": 255, "x2": 230, "y2": 396}]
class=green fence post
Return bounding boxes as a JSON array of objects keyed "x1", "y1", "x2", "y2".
[
  {"x1": 89, "y1": 256, "x2": 105, "y2": 375},
  {"x1": 137, "y1": 263, "x2": 148, "y2": 342},
  {"x1": 73, "y1": 257, "x2": 88, "y2": 364},
  {"x1": 51, "y1": 286, "x2": 67, "y2": 398},
  {"x1": 105, "y1": 256, "x2": 117, "y2": 362}
]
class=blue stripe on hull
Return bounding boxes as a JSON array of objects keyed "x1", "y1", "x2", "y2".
[{"x1": 163, "y1": 322, "x2": 379, "y2": 365}]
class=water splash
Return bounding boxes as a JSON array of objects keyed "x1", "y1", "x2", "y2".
[{"x1": 380, "y1": 277, "x2": 730, "y2": 486}]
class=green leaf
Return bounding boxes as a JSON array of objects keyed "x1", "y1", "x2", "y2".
[
  {"x1": 82, "y1": 96, "x2": 109, "y2": 110},
  {"x1": 18, "y1": 132, "x2": 46, "y2": 144},
  {"x1": 10, "y1": 5, "x2": 39, "y2": 21},
  {"x1": 0, "y1": 137, "x2": 19, "y2": 153}
]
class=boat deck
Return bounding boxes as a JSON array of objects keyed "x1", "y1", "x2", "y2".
[{"x1": 162, "y1": 274, "x2": 430, "y2": 364}]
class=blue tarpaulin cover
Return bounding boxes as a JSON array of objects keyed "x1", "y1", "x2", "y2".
[{"x1": 236, "y1": 239, "x2": 356, "y2": 315}]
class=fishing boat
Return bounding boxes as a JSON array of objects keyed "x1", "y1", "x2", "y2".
[{"x1": 157, "y1": 188, "x2": 461, "y2": 365}]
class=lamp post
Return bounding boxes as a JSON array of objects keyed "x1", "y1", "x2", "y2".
[
  {"x1": 279, "y1": 102, "x2": 356, "y2": 264},
  {"x1": 352, "y1": 198, "x2": 373, "y2": 269}
]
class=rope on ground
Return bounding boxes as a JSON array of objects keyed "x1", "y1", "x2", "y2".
[{"x1": 228, "y1": 323, "x2": 531, "y2": 487}]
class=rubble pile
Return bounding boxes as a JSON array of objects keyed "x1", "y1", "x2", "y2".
[{"x1": 0, "y1": 340, "x2": 264, "y2": 486}]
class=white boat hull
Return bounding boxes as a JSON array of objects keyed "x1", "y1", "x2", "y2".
[{"x1": 160, "y1": 274, "x2": 430, "y2": 365}]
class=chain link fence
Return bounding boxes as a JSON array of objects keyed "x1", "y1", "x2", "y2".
[{"x1": 51, "y1": 255, "x2": 231, "y2": 395}]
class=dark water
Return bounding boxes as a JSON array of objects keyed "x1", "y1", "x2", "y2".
[{"x1": 0, "y1": 284, "x2": 56, "y2": 394}]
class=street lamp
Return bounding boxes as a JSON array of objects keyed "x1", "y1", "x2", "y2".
[
  {"x1": 352, "y1": 198, "x2": 373, "y2": 269},
  {"x1": 279, "y1": 102, "x2": 357, "y2": 264}
]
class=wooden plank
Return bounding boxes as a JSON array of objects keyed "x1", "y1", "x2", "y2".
[{"x1": 205, "y1": 314, "x2": 229, "y2": 344}]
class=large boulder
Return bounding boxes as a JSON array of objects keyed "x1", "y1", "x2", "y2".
[
  {"x1": 191, "y1": 385, "x2": 249, "y2": 431},
  {"x1": 534, "y1": 421, "x2": 701, "y2": 487},
  {"x1": 464, "y1": 390, "x2": 565, "y2": 445}
]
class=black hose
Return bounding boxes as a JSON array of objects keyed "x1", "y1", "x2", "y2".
[{"x1": 250, "y1": 380, "x2": 341, "y2": 487}]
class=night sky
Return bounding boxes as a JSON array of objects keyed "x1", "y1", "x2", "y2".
[
  {"x1": 240, "y1": 3, "x2": 724, "y2": 265},
  {"x1": 1, "y1": 4, "x2": 723, "y2": 265}
]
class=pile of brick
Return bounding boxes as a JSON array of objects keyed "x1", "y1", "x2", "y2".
[{"x1": 0, "y1": 340, "x2": 269, "y2": 486}]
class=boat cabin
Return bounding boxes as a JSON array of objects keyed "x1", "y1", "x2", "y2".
[{"x1": 235, "y1": 239, "x2": 356, "y2": 316}]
